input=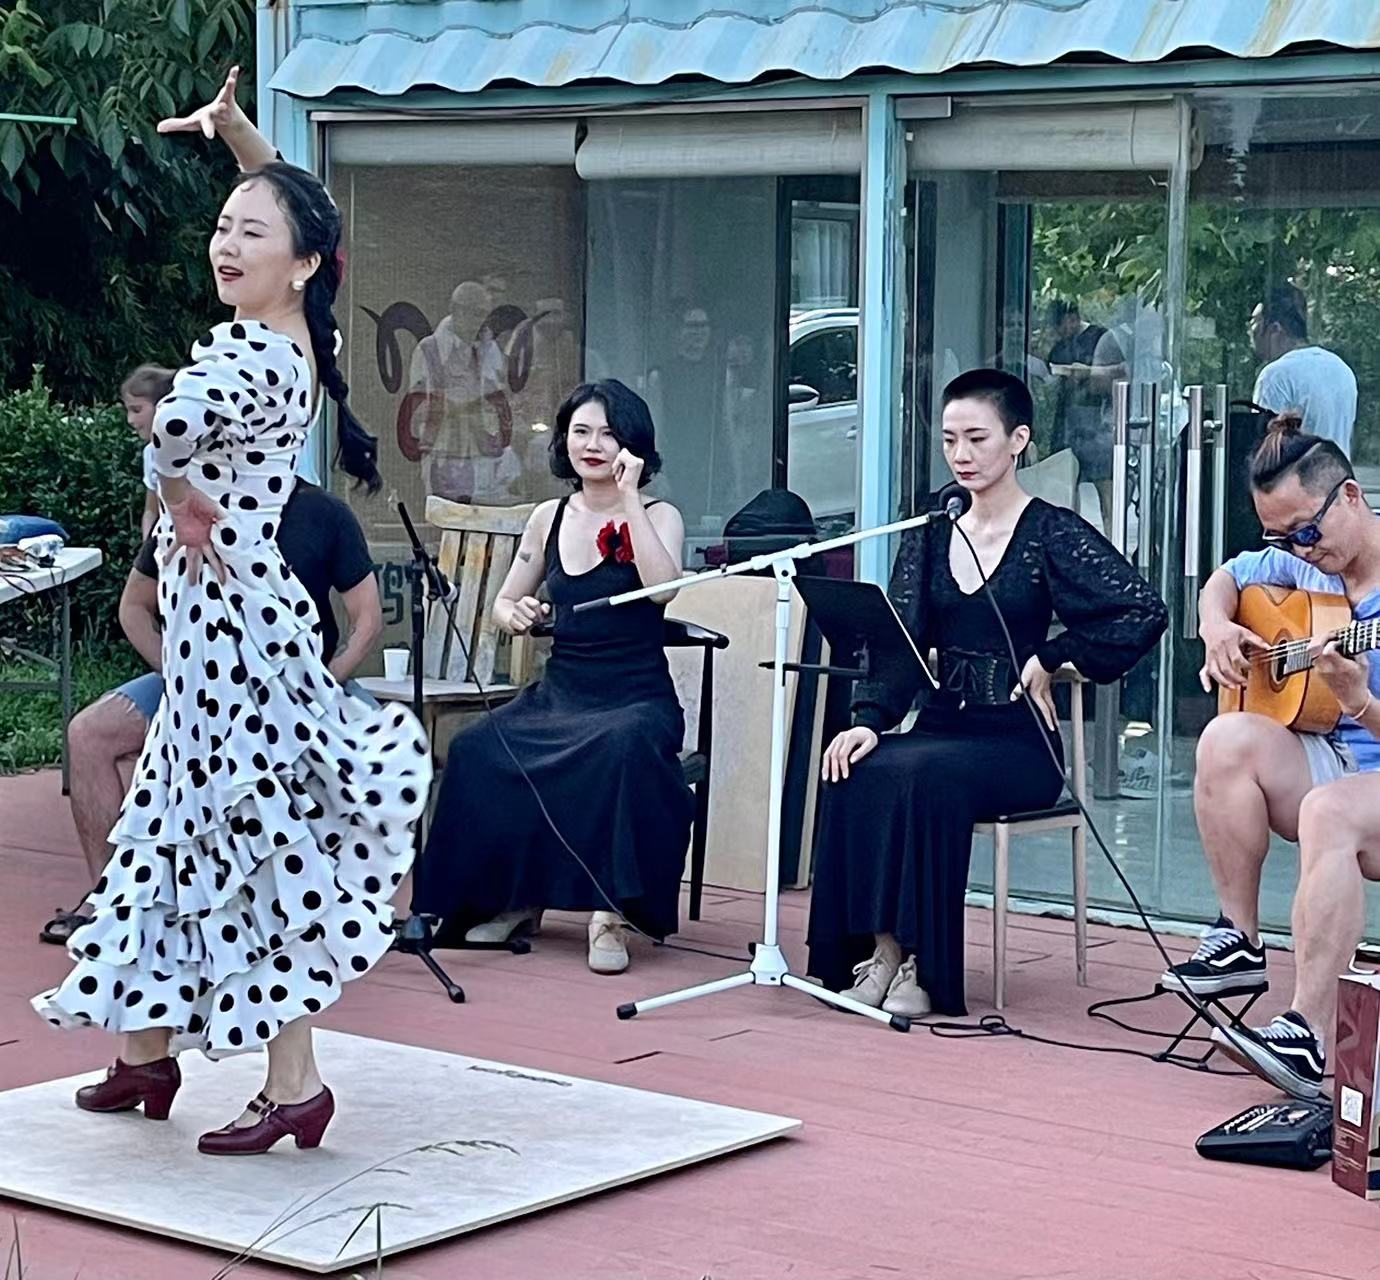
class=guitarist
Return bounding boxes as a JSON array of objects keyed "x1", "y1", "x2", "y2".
[{"x1": 1164, "y1": 412, "x2": 1380, "y2": 1098}]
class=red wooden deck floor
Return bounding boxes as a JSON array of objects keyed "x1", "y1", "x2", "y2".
[{"x1": 2, "y1": 768, "x2": 1376, "y2": 1278}]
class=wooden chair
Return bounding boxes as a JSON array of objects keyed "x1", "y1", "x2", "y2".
[
  {"x1": 972, "y1": 666, "x2": 1088, "y2": 1010},
  {"x1": 356, "y1": 498, "x2": 535, "y2": 755}
]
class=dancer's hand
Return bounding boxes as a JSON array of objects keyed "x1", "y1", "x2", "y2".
[
  {"x1": 822, "y1": 726, "x2": 878, "y2": 782},
  {"x1": 164, "y1": 489, "x2": 226, "y2": 583},
  {"x1": 504, "y1": 595, "x2": 549, "y2": 635},
  {"x1": 158, "y1": 66, "x2": 247, "y2": 140},
  {"x1": 1013, "y1": 655, "x2": 1058, "y2": 731}
]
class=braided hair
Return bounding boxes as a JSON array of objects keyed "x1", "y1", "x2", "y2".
[{"x1": 232, "y1": 162, "x2": 381, "y2": 493}]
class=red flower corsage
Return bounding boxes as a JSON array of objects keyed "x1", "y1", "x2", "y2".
[{"x1": 596, "y1": 520, "x2": 635, "y2": 564}]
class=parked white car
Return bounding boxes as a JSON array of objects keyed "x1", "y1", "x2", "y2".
[{"x1": 787, "y1": 307, "x2": 858, "y2": 526}]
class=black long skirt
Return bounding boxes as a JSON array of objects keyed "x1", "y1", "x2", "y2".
[
  {"x1": 414, "y1": 680, "x2": 694, "y2": 943},
  {"x1": 807, "y1": 703, "x2": 1063, "y2": 1015}
]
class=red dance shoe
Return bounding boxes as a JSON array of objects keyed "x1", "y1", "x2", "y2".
[
  {"x1": 75, "y1": 1056, "x2": 181, "y2": 1121},
  {"x1": 197, "y1": 1086, "x2": 335, "y2": 1156}
]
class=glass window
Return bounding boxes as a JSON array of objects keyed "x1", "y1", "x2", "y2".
[
  {"x1": 328, "y1": 111, "x2": 862, "y2": 582},
  {"x1": 789, "y1": 327, "x2": 857, "y2": 406}
]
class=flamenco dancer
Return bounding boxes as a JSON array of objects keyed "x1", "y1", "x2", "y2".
[
  {"x1": 33, "y1": 70, "x2": 430, "y2": 1155},
  {"x1": 808, "y1": 369, "x2": 1166, "y2": 1018},
  {"x1": 414, "y1": 380, "x2": 694, "y2": 975}
]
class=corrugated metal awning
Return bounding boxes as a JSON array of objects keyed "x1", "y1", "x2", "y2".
[{"x1": 271, "y1": 0, "x2": 1380, "y2": 101}]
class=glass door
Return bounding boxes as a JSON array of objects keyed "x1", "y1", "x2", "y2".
[
  {"x1": 901, "y1": 96, "x2": 1186, "y2": 914},
  {"x1": 1161, "y1": 86, "x2": 1380, "y2": 933}
]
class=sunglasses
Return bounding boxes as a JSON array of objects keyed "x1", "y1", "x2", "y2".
[{"x1": 1262, "y1": 478, "x2": 1347, "y2": 550}]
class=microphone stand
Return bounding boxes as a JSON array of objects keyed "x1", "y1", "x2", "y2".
[
  {"x1": 579, "y1": 503, "x2": 958, "y2": 1032},
  {"x1": 388, "y1": 501, "x2": 465, "y2": 1004}
]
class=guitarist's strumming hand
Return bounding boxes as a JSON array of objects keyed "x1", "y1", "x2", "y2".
[
  {"x1": 1199, "y1": 617, "x2": 1266, "y2": 692},
  {"x1": 1310, "y1": 638, "x2": 1373, "y2": 719}
]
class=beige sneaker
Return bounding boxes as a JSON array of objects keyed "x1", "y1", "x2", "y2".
[
  {"x1": 588, "y1": 913, "x2": 630, "y2": 975},
  {"x1": 464, "y1": 908, "x2": 543, "y2": 945},
  {"x1": 842, "y1": 941, "x2": 901, "y2": 1008},
  {"x1": 881, "y1": 956, "x2": 932, "y2": 1017}
]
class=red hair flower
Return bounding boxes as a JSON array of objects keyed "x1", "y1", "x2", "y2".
[{"x1": 596, "y1": 520, "x2": 634, "y2": 564}]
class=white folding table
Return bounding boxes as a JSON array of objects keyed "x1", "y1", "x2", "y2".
[{"x1": 0, "y1": 547, "x2": 105, "y2": 791}]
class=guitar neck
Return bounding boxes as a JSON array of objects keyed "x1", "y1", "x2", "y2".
[
  {"x1": 1279, "y1": 616, "x2": 1380, "y2": 677},
  {"x1": 1338, "y1": 616, "x2": 1380, "y2": 659}
]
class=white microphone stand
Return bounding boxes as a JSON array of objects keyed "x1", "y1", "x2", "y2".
[{"x1": 586, "y1": 505, "x2": 954, "y2": 1033}]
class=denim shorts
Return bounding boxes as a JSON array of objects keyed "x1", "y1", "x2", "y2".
[
  {"x1": 1300, "y1": 732, "x2": 1359, "y2": 788},
  {"x1": 109, "y1": 671, "x2": 377, "y2": 719}
]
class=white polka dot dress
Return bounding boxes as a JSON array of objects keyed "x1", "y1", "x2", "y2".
[{"x1": 33, "y1": 322, "x2": 430, "y2": 1058}]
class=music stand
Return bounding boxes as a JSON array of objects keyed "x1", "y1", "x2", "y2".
[
  {"x1": 790, "y1": 577, "x2": 936, "y2": 692},
  {"x1": 580, "y1": 504, "x2": 959, "y2": 1033}
]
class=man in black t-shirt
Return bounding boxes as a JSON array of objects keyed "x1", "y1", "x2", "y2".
[{"x1": 40, "y1": 481, "x2": 383, "y2": 943}]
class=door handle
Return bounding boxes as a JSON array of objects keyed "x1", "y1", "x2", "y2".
[
  {"x1": 845, "y1": 427, "x2": 858, "y2": 440},
  {"x1": 1110, "y1": 380, "x2": 1130, "y2": 556},
  {"x1": 1209, "y1": 383, "x2": 1229, "y2": 570},
  {"x1": 1182, "y1": 385, "x2": 1204, "y2": 640},
  {"x1": 1133, "y1": 380, "x2": 1158, "y2": 580}
]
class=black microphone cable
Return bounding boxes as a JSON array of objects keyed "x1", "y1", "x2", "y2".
[{"x1": 940, "y1": 514, "x2": 1251, "y2": 1070}]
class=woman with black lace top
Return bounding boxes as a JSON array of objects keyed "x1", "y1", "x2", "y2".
[{"x1": 807, "y1": 369, "x2": 1166, "y2": 1017}]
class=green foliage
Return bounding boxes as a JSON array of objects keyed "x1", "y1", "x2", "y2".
[
  {"x1": 0, "y1": 0, "x2": 254, "y2": 401},
  {"x1": 0, "y1": 373, "x2": 145, "y2": 648},
  {"x1": 1030, "y1": 199, "x2": 1380, "y2": 464},
  {"x1": 0, "y1": 647, "x2": 144, "y2": 772}
]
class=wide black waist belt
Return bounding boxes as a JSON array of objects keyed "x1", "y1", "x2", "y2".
[{"x1": 936, "y1": 649, "x2": 1018, "y2": 706}]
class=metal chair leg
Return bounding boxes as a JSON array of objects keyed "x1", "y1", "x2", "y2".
[
  {"x1": 1073, "y1": 821, "x2": 1089, "y2": 987},
  {"x1": 993, "y1": 823, "x2": 1010, "y2": 1011}
]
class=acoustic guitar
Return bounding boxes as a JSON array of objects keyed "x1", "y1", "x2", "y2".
[{"x1": 1217, "y1": 584, "x2": 1380, "y2": 733}]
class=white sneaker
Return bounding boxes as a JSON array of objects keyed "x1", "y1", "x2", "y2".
[
  {"x1": 881, "y1": 956, "x2": 931, "y2": 1017},
  {"x1": 842, "y1": 941, "x2": 901, "y2": 1008},
  {"x1": 588, "y1": 914, "x2": 630, "y2": 975},
  {"x1": 465, "y1": 908, "x2": 543, "y2": 945}
]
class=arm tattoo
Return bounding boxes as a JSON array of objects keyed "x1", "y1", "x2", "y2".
[{"x1": 518, "y1": 550, "x2": 533, "y2": 562}]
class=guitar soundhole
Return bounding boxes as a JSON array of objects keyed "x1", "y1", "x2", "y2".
[{"x1": 1270, "y1": 653, "x2": 1287, "y2": 685}]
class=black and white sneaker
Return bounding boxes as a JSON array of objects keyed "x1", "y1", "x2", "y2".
[
  {"x1": 1160, "y1": 916, "x2": 1267, "y2": 995},
  {"x1": 1211, "y1": 1011, "x2": 1326, "y2": 1099}
]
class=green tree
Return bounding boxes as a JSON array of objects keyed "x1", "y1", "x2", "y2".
[{"x1": 0, "y1": 0, "x2": 254, "y2": 400}]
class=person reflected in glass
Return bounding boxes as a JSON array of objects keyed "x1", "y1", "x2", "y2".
[
  {"x1": 409, "y1": 280, "x2": 518, "y2": 502},
  {"x1": 1250, "y1": 284, "x2": 1357, "y2": 456},
  {"x1": 807, "y1": 369, "x2": 1166, "y2": 1017},
  {"x1": 647, "y1": 300, "x2": 722, "y2": 528},
  {"x1": 414, "y1": 380, "x2": 693, "y2": 974},
  {"x1": 1045, "y1": 299, "x2": 1127, "y2": 531}
]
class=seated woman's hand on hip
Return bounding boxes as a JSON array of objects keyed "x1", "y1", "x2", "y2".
[
  {"x1": 1012, "y1": 654, "x2": 1057, "y2": 732},
  {"x1": 822, "y1": 726, "x2": 879, "y2": 782}
]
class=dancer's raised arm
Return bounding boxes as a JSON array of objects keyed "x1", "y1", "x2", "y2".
[{"x1": 158, "y1": 65, "x2": 276, "y2": 171}]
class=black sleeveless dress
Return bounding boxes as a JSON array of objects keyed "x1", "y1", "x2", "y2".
[{"x1": 415, "y1": 496, "x2": 695, "y2": 940}]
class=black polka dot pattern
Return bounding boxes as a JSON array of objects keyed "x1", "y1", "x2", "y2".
[{"x1": 32, "y1": 321, "x2": 430, "y2": 1058}]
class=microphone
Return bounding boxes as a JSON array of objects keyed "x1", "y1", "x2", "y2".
[
  {"x1": 397, "y1": 501, "x2": 455, "y2": 600},
  {"x1": 934, "y1": 481, "x2": 973, "y2": 522}
]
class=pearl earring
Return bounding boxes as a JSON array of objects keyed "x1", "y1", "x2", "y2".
[{"x1": 291, "y1": 280, "x2": 305, "y2": 293}]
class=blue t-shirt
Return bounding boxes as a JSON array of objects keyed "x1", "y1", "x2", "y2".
[{"x1": 1223, "y1": 547, "x2": 1380, "y2": 769}]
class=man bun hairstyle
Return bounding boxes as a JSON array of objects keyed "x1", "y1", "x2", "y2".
[
  {"x1": 234, "y1": 162, "x2": 381, "y2": 494},
  {"x1": 1249, "y1": 410, "x2": 1353, "y2": 494}
]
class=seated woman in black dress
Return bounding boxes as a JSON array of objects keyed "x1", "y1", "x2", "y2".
[
  {"x1": 415, "y1": 380, "x2": 693, "y2": 974},
  {"x1": 808, "y1": 369, "x2": 1167, "y2": 1017}
]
